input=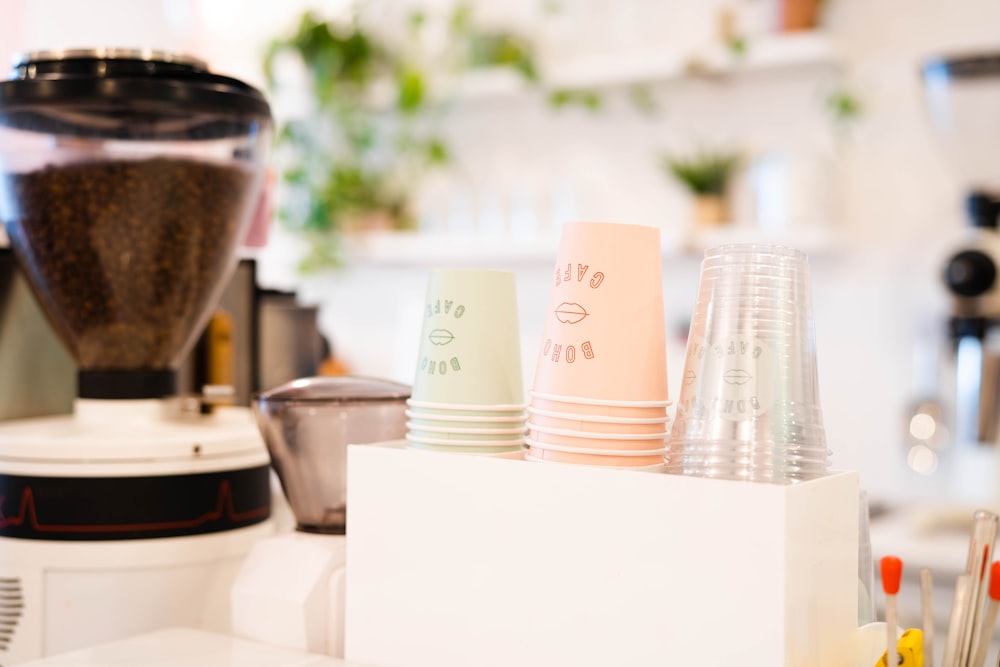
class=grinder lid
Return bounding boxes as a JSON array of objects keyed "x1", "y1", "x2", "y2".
[
  {"x1": 0, "y1": 48, "x2": 271, "y2": 138},
  {"x1": 256, "y1": 377, "x2": 412, "y2": 406}
]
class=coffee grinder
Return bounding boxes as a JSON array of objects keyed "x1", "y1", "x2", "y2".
[
  {"x1": 922, "y1": 53, "x2": 1000, "y2": 504},
  {"x1": 230, "y1": 376, "x2": 409, "y2": 658},
  {"x1": 0, "y1": 50, "x2": 273, "y2": 663}
]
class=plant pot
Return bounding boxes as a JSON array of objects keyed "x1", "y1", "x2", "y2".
[
  {"x1": 341, "y1": 210, "x2": 397, "y2": 234},
  {"x1": 779, "y1": 0, "x2": 821, "y2": 31},
  {"x1": 693, "y1": 195, "x2": 728, "y2": 226}
]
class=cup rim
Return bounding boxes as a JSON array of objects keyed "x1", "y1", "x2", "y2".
[
  {"x1": 524, "y1": 452, "x2": 667, "y2": 471},
  {"x1": 700, "y1": 261, "x2": 809, "y2": 272},
  {"x1": 406, "y1": 421, "x2": 528, "y2": 435},
  {"x1": 527, "y1": 405, "x2": 671, "y2": 424},
  {"x1": 667, "y1": 439, "x2": 829, "y2": 450},
  {"x1": 664, "y1": 452, "x2": 830, "y2": 466},
  {"x1": 528, "y1": 422, "x2": 670, "y2": 440},
  {"x1": 406, "y1": 433, "x2": 526, "y2": 447},
  {"x1": 530, "y1": 391, "x2": 671, "y2": 407},
  {"x1": 406, "y1": 399, "x2": 527, "y2": 412},
  {"x1": 659, "y1": 465, "x2": 825, "y2": 481},
  {"x1": 405, "y1": 409, "x2": 527, "y2": 423},
  {"x1": 408, "y1": 442, "x2": 525, "y2": 454},
  {"x1": 703, "y1": 244, "x2": 808, "y2": 261},
  {"x1": 526, "y1": 437, "x2": 667, "y2": 456}
]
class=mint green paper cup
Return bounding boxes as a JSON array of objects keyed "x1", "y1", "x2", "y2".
[{"x1": 412, "y1": 269, "x2": 525, "y2": 407}]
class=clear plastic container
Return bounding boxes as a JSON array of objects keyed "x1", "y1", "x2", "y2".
[{"x1": 254, "y1": 376, "x2": 410, "y2": 534}]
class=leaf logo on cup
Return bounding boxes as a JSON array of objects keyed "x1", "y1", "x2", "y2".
[
  {"x1": 723, "y1": 369, "x2": 752, "y2": 386},
  {"x1": 554, "y1": 302, "x2": 588, "y2": 324},
  {"x1": 542, "y1": 262, "x2": 604, "y2": 364},
  {"x1": 677, "y1": 336, "x2": 774, "y2": 421},
  {"x1": 420, "y1": 299, "x2": 465, "y2": 376},
  {"x1": 428, "y1": 329, "x2": 455, "y2": 345}
]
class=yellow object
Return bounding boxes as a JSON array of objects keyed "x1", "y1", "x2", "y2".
[{"x1": 876, "y1": 628, "x2": 924, "y2": 667}]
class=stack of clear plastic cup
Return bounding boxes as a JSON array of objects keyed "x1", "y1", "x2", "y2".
[
  {"x1": 525, "y1": 221, "x2": 671, "y2": 468},
  {"x1": 664, "y1": 244, "x2": 830, "y2": 483},
  {"x1": 407, "y1": 268, "x2": 527, "y2": 454}
]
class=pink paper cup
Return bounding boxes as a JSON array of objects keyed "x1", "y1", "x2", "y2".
[
  {"x1": 529, "y1": 395, "x2": 669, "y2": 420},
  {"x1": 527, "y1": 424, "x2": 668, "y2": 451},
  {"x1": 526, "y1": 443, "x2": 664, "y2": 467},
  {"x1": 531, "y1": 222, "x2": 669, "y2": 403},
  {"x1": 523, "y1": 453, "x2": 666, "y2": 472},
  {"x1": 527, "y1": 411, "x2": 669, "y2": 435},
  {"x1": 526, "y1": 438, "x2": 666, "y2": 456}
]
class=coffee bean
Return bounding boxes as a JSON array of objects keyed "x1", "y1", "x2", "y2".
[{"x1": 2, "y1": 157, "x2": 255, "y2": 370}]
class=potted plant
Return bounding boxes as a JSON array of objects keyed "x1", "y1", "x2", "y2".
[
  {"x1": 263, "y1": 7, "x2": 538, "y2": 272},
  {"x1": 660, "y1": 149, "x2": 742, "y2": 226}
]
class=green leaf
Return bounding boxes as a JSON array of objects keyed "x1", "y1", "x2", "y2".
[
  {"x1": 263, "y1": 7, "x2": 550, "y2": 272},
  {"x1": 396, "y1": 68, "x2": 426, "y2": 114},
  {"x1": 660, "y1": 149, "x2": 742, "y2": 195},
  {"x1": 726, "y1": 36, "x2": 748, "y2": 57},
  {"x1": 425, "y1": 138, "x2": 449, "y2": 165},
  {"x1": 826, "y1": 89, "x2": 863, "y2": 122},
  {"x1": 450, "y1": 3, "x2": 472, "y2": 35},
  {"x1": 579, "y1": 91, "x2": 602, "y2": 111},
  {"x1": 548, "y1": 89, "x2": 572, "y2": 108},
  {"x1": 547, "y1": 88, "x2": 603, "y2": 112},
  {"x1": 628, "y1": 85, "x2": 658, "y2": 115}
]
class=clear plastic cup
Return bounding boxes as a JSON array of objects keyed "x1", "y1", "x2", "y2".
[{"x1": 666, "y1": 243, "x2": 829, "y2": 483}]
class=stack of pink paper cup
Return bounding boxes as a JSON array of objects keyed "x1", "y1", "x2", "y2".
[
  {"x1": 406, "y1": 268, "x2": 527, "y2": 455},
  {"x1": 525, "y1": 221, "x2": 671, "y2": 468}
]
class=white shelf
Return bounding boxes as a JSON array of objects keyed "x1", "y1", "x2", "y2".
[
  {"x1": 342, "y1": 231, "x2": 560, "y2": 268},
  {"x1": 342, "y1": 224, "x2": 843, "y2": 269},
  {"x1": 448, "y1": 31, "x2": 838, "y2": 102}
]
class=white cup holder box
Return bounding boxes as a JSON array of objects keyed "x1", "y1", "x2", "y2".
[{"x1": 344, "y1": 445, "x2": 859, "y2": 667}]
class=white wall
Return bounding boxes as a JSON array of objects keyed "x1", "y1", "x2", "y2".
[{"x1": 3, "y1": 0, "x2": 999, "y2": 506}]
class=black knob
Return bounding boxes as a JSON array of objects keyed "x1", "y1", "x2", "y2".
[
  {"x1": 945, "y1": 250, "x2": 997, "y2": 297},
  {"x1": 967, "y1": 191, "x2": 1000, "y2": 229}
]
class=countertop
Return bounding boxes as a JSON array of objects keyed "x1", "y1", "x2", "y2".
[{"x1": 17, "y1": 628, "x2": 364, "y2": 667}]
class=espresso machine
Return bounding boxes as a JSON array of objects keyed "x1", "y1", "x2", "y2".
[
  {"x1": 922, "y1": 53, "x2": 1000, "y2": 504},
  {"x1": 0, "y1": 50, "x2": 273, "y2": 663}
]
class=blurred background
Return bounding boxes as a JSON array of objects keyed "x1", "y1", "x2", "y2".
[{"x1": 1, "y1": 0, "x2": 997, "y2": 513}]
